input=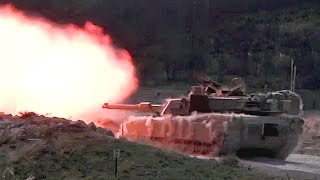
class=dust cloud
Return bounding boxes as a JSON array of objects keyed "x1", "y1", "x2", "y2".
[{"x1": 117, "y1": 113, "x2": 232, "y2": 157}]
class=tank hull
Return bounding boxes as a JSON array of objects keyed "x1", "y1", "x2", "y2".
[{"x1": 117, "y1": 113, "x2": 303, "y2": 159}]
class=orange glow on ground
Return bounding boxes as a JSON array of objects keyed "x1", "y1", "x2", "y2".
[{"x1": 0, "y1": 5, "x2": 138, "y2": 120}]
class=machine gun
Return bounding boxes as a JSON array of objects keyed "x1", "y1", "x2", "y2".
[{"x1": 198, "y1": 75, "x2": 245, "y2": 97}]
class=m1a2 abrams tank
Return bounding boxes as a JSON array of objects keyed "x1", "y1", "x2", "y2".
[{"x1": 103, "y1": 76, "x2": 304, "y2": 159}]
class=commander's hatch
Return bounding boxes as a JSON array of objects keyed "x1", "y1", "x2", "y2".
[{"x1": 160, "y1": 98, "x2": 190, "y2": 116}]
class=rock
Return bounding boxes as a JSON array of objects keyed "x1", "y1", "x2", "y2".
[
  {"x1": 0, "y1": 129, "x2": 11, "y2": 145},
  {"x1": 10, "y1": 127, "x2": 25, "y2": 135},
  {"x1": 0, "y1": 121, "x2": 11, "y2": 128},
  {"x1": 54, "y1": 120, "x2": 90, "y2": 133},
  {"x1": 27, "y1": 116, "x2": 46, "y2": 125},
  {"x1": 54, "y1": 122, "x2": 71, "y2": 132},
  {"x1": 2, "y1": 167, "x2": 14, "y2": 179},
  {"x1": 25, "y1": 175, "x2": 35, "y2": 180},
  {"x1": 70, "y1": 120, "x2": 87, "y2": 126},
  {"x1": 10, "y1": 122, "x2": 26, "y2": 130},
  {"x1": 50, "y1": 117, "x2": 71, "y2": 124},
  {"x1": 88, "y1": 122, "x2": 97, "y2": 131},
  {"x1": 72, "y1": 120, "x2": 89, "y2": 128},
  {"x1": 97, "y1": 127, "x2": 114, "y2": 137}
]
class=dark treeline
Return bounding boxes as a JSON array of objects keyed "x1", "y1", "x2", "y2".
[{"x1": 2, "y1": 0, "x2": 320, "y2": 91}]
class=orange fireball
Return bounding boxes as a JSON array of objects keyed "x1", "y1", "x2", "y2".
[{"x1": 0, "y1": 5, "x2": 138, "y2": 120}]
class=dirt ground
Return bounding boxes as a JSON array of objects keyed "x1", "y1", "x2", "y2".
[{"x1": 295, "y1": 111, "x2": 320, "y2": 156}]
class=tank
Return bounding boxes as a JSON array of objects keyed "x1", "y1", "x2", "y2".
[{"x1": 103, "y1": 76, "x2": 304, "y2": 159}]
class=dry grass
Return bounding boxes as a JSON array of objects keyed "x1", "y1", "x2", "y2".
[{"x1": 0, "y1": 128, "x2": 272, "y2": 179}]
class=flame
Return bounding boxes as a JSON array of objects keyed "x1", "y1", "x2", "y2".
[{"x1": 0, "y1": 5, "x2": 138, "y2": 120}]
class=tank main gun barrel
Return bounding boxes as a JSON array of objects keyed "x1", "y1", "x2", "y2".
[{"x1": 102, "y1": 102, "x2": 164, "y2": 112}]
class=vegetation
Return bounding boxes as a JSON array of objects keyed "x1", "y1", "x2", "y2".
[
  {"x1": 0, "y1": 125, "x2": 271, "y2": 179},
  {"x1": 2, "y1": 0, "x2": 320, "y2": 108}
]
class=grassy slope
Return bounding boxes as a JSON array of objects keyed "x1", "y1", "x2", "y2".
[{"x1": 0, "y1": 128, "x2": 271, "y2": 180}]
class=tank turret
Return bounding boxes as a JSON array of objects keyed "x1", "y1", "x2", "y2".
[{"x1": 103, "y1": 86, "x2": 303, "y2": 117}]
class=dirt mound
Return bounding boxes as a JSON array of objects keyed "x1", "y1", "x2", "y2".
[{"x1": 0, "y1": 112, "x2": 114, "y2": 145}]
